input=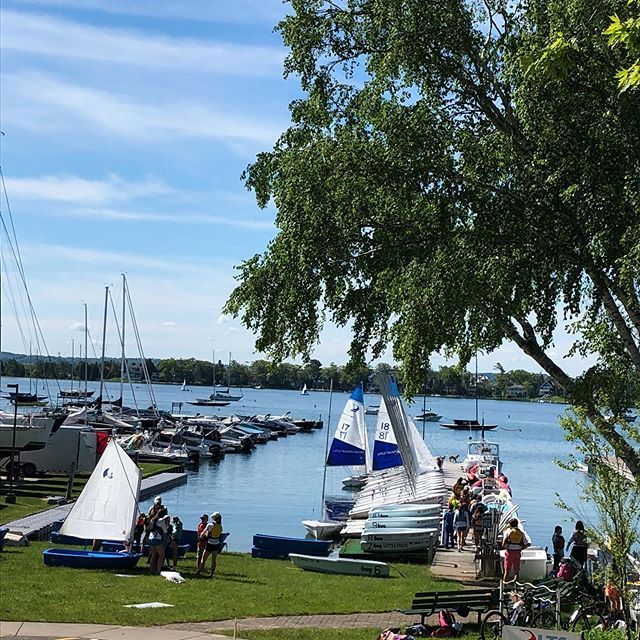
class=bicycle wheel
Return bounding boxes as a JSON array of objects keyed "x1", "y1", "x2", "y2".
[
  {"x1": 569, "y1": 610, "x2": 606, "y2": 632},
  {"x1": 532, "y1": 610, "x2": 557, "y2": 630},
  {"x1": 481, "y1": 610, "x2": 509, "y2": 640}
]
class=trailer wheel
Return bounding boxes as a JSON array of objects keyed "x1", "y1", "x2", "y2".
[{"x1": 22, "y1": 462, "x2": 37, "y2": 477}]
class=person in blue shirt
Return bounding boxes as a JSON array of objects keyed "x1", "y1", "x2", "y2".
[{"x1": 443, "y1": 504, "x2": 455, "y2": 549}]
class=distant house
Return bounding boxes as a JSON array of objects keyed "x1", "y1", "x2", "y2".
[
  {"x1": 538, "y1": 380, "x2": 555, "y2": 397},
  {"x1": 506, "y1": 383, "x2": 527, "y2": 398}
]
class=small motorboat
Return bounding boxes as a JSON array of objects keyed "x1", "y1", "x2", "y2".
[
  {"x1": 289, "y1": 553, "x2": 389, "y2": 577},
  {"x1": 415, "y1": 410, "x2": 442, "y2": 422}
]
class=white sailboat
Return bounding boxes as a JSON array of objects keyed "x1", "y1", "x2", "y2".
[
  {"x1": 301, "y1": 383, "x2": 309, "y2": 396},
  {"x1": 43, "y1": 439, "x2": 143, "y2": 569},
  {"x1": 303, "y1": 384, "x2": 366, "y2": 539}
]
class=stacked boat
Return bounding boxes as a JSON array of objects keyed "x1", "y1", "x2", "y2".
[{"x1": 300, "y1": 375, "x2": 448, "y2": 562}]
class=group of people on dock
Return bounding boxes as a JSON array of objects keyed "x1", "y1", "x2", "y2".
[{"x1": 443, "y1": 476, "x2": 489, "y2": 552}]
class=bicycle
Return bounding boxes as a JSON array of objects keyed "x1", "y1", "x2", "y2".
[
  {"x1": 480, "y1": 582, "x2": 556, "y2": 640},
  {"x1": 532, "y1": 593, "x2": 608, "y2": 632}
]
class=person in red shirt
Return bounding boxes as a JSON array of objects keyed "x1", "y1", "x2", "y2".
[{"x1": 196, "y1": 514, "x2": 208, "y2": 569}]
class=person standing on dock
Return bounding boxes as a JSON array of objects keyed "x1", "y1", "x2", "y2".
[
  {"x1": 443, "y1": 504, "x2": 455, "y2": 549},
  {"x1": 453, "y1": 504, "x2": 470, "y2": 551},
  {"x1": 470, "y1": 498, "x2": 487, "y2": 549},
  {"x1": 552, "y1": 525, "x2": 565, "y2": 574},
  {"x1": 502, "y1": 518, "x2": 531, "y2": 582},
  {"x1": 567, "y1": 521, "x2": 588, "y2": 565}
]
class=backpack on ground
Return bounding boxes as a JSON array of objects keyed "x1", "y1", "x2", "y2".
[{"x1": 431, "y1": 610, "x2": 456, "y2": 637}]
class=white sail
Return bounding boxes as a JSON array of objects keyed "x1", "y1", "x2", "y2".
[
  {"x1": 407, "y1": 417, "x2": 439, "y2": 473},
  {"x1": 59, "y1": 439, "x2": 141, "y2": 542}
]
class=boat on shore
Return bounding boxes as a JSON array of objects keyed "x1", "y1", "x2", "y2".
[
  {"x1": 42, "y1": 439, "x2": 143, "y2": 570},
  {"x1": 252, "y1": 533, "x2": 331, "y2": 560},
  {"x1": 289, "y1": 553, "x2": 390, "y2": 577}
]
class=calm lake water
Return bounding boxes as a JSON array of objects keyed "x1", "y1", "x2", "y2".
[{"x1": 2, "y1": 377, "x2": 589, "y2": 551}]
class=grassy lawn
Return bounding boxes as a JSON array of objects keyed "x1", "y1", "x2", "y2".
[
  {"x1": 137, "y1": 462, "x2": 180, "y2": 477},
  {"x1": 0, "y1": 542, "x2": 459, "y2": 625},
  {"x1": 0, "y1": 496, "x2": 53, "y2": 524},
  {"x1": 219, "y1": 628, "x2": 482, "y2": 640}
]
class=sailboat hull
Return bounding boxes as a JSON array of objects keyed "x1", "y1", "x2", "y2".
[
  {"x1": 289, "y1": 553, "x2": 389, "y2": 577},
  {"x1": 43, "y1": 548, "x2": 142, "y2": 569}
]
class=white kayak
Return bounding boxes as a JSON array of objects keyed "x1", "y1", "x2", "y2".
[{"x1": 289, "y1": 553, "x2": 390, "y2": 577}]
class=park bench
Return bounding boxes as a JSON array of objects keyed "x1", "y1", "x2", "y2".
[{"x1": 399, "y1": 588, "x2": 497, "y2": 624}]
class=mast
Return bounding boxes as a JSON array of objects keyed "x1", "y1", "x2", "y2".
[
  {"x1": 83, "y1": 303, "x2": 88, "y2": 426},
  {"x1": 361, "y1": 381, "x2": 370, "y2": 474},
  {"x1": 422, "y1": 366, "x2": 427, "y2": 438},
  {"x1": 98, "y1": 286, "x2": 108, "y2": 406},
  {"x1": 70, "y1": 339, "x2": 75, "y2": 393},
  {"x1": 475, "y1": 352, "x2": 479, "y2": 423},
  {"x1": 320, "y1": 378, "x2": 334, "y2": 512},
  {"x1": 119, "y1": 274, "x2": 126, "y2": 404},
  {"x1": 212, "y1": 349, "x2": 216, "y2": 396}
]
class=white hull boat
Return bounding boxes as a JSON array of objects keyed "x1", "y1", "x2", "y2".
[
  {"x1": 362, "y1": 527, "x2": 438, "y2": 541},
  {"x1": 368, "y1": 503, "x2": 441, "y2": 518},
  {"x1": 289, "y1": 553, "x2": 389, "y2": 577},
  {"x1": 302, "y1": 519, "x2": 343, "y2": 540},
  {"x1": 0, "y1": 413, "x2": 57, "y2": 455},
  {"x1": 361, "y1": 527, "x2": 438, "y2": 551},
  {"x1": 361, "y1": 538, "x2": 434, "y2": 552},
  {"x1": 364, "y1": 515, "x2": 440, "y2": 529}
]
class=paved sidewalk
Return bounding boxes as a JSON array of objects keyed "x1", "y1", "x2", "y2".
[
  {"x1": 166, "y1": 611, "x2": 415, "y2": 632},
  {"x1": 1, "y1": 611, "x2": 420, "y2": 640},
  {"x1": 0, "y1": 622, "x2": 234, "y2": 640}
]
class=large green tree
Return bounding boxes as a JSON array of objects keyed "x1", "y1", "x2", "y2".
[{"x1": 225, "y1": 0, "x2": 640, "y2": 477}]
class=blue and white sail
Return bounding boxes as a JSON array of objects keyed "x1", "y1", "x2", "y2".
[
  {"x1": 326, "y1": 385, "x2": 366, "y2": 466},
  {"x1": 372, "y1": 397, "x2": 403, "y2": 471}
]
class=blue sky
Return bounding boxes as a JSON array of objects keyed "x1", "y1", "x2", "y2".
[{"x1": 0, "y1": 0, "x2": 591, "y2": 375}]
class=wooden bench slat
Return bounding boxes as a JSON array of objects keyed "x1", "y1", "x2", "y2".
[{"x1": 399, "y1": 589, "x2": 497, "y2": 625}]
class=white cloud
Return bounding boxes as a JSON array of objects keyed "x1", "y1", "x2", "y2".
[
  {"x1": 9, "y1": 0, "x2": 285, "y2": 25},
  {"x1": 3, "y1": 10, "x2": 284, "y2": 77},
  {"x1": 63, "y1": 207, "x2": 275, "y2": 230},
  {"x1": 5, "y1": 73, "x2": 284, "y2": 146},
  {"x1": 5, "y1": 174, "x2": 171, "y2": 206},
  {"x1": 162, "y1": 321, "x2": 177, "y2": 327},
  {"x1": 68, "y1": 321, "x2": 86, "y2": 331},
  {"x1": 216, "y1": 314, "x2": 230, "y2": 325}
]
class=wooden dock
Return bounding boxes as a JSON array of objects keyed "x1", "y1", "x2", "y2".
[
  {"x1": 430, "y1": 461, "x2": 481, "y2": 584},
  {"x1": 3, "y1": 472, "x2": 187, "y2": 539}
]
